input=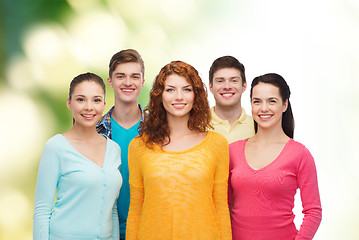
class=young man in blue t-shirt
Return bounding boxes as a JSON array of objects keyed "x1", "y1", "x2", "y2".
[{"x1": 97, "y1": 49, "x2": 145, "y2": 240}]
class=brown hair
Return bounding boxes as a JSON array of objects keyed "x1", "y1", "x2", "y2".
[
  {"x1": 68, "y1": 72, "x2": 105, "y2": 124},
  {"x1": 69, "y1": 72, "x2": 105, "y2": 99},
  {"x1": 209, "y1": 55, "x2": 246, "y2": 85},
  {"x1": 108, "y1": 49, "x2": 145, "y2": 78},
  {"x1": 140, "y1": 61, "x2": 212, "y2": 147}
]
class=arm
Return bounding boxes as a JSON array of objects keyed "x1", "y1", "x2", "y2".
[
  {"x1": 295, "y1": 147, "x2": 322, "y2": 240},
  {"x1": 33, "y1": 138, "x2": 61, "y2": 240},
  {"x1": 112, "y1": 200, "x2": 119, "y2": 240},
  {"x1": 125, "y1": 139, "x2": 144, "y2": 240},
  {"x1": 213, "y1": 137, "x2": 232, "y2": 240},
  {"x1": 126, "y1": 184, "x2": 144, "y2": 240}
]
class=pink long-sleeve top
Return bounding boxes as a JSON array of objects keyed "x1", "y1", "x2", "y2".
[{"x1": 228, "y1": 139, "x2": 322, "y2": 240}]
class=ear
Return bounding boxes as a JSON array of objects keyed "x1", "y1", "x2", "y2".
[
  {"x1": 66, "y1": 99, "x2": 72, "y2": 111},
  {"x1": 141, "y1": 77, "x2": 145, "y2": 87},
  {"x1": 107, "y1": 77, "x2": 113, "y2": 88},
  {"x1": 242, "y1": 81, "x2": 247, "y2": 93},
  {"x1": 209, "y1": 82, "x2": 214, "y2": 94},
  {"x1": 282, "y1": 99, "x2": 288, "y2": 112}
]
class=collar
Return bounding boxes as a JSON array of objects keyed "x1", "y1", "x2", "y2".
[
  {"x1": 96, "y1": 104, "x2": 145, "y2": 134},
  {"x1": 210, "y1": 106, "x2": 248, "y2": 124}
]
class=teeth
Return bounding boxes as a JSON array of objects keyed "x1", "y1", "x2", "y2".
[
  {"x1": 173, "y1": 104, "x2": 185, "y2": 107},
  {"x1": 222, "y1": 93, "x2": 233, "y2": 97},
  {"x1": 82, "y1": 114, "x2": 94, "y2": 117},
  {"x1": 260, "y1": 115, "x2": 271, "y2": 118},
  {"x1": 122, "y1": 89, "x2": 133, "y2": 92}
]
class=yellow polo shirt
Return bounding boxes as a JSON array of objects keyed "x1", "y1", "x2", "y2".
[{"x1": 210, "y1": 106, "x2": 255, "y2": 144}]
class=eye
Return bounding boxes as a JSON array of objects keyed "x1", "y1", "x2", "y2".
[
  {"x1": 165, "y1": 88, "x2": 174, "y2": 92},
  {"x1": 76, "y1": 98, "x2": 84, "y2": 102},
  {"x1": 184, "y1": 87, "x2": 192, "y2": 92},
  {"x1": 252, "y1": 100, "x2": 260, "y2": 104},
  {"x1": 132, "y1": 75, "x2": 140, "y2": 79},
  {"x1": 269, "y1": 100, "x2": 277, "y2": 104},
  {"x1": 117, "y1": 75, "x2": 124, "y2": 79},
  {"x1": 94, "y1": 98, "x2": 102, "y2": 103}
]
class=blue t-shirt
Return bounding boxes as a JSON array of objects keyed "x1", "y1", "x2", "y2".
[{"x1": 111, "y1": 116, "x2": 141, "y2": 239}]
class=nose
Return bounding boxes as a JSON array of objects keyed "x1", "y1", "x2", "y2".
[
  {"x1": 175, "y1": 90, "x2": 184, "y2": 100},
  {"x1": 223, "y1": 80, "x2": 231, "y2": 89},
  {"x1": 84, "y1": 101, "x2": 93, "y2": 111},
  {"x1": 123, "y1": 76, "x2": 132, "y2": 86},
  {"x1": 260, "y1": 102, "x2": 269, "y2": 111}
]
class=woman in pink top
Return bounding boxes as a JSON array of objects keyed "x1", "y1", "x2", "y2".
[{"x1": 228, "y1": 73, "x2": 322, "y2": 240}]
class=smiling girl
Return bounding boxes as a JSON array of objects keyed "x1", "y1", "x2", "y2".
[
  {"x1": 126, "y1": 61, "x2": 231, "y2": 240},
  {"x1": 33, "y1": 73, "x2": 122, "y2": 240},
  {"x1": 228, "y1": 73, "x2": 322, "y2": 240}
]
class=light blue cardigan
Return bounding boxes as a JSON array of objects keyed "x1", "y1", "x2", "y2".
[{"x1": 33, "y1": 134, "x2": 122, "y2": 239}]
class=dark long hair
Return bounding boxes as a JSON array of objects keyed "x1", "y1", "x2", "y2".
[
  {"x1": 140, "y1": 61, "x2": 212, "y2": 148},
  {"x1": 250, "y1": 73, "x2": 294, "y2": 138}
]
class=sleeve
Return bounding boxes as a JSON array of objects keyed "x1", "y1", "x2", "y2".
[
  {"x1": 112, "y1": 200, "x2": 119, "y2": 239},
  {"x1": 33, "y1": 138, "x2": 61, "y2": 240},
  {"x1": 126, "y1": 138, "x2": 144, "y2": 240},
  {"x1": 295, "y1": 146, "x2": 322, "y2": 240},
  {"x1": 212, "y1": 135, "x2": 232, "y2": 240}
]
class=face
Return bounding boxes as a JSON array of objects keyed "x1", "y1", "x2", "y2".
[
  {"x1": 67, "y1": 81, "x2": 105, "y2": 128},
  {"x1": 108, "y1": 62, "x2": 144, "y2": 104},
  {"x1": 162, "y1": 74, "x2": 194, "y2": 121},
  {"x1": 251, "y1": 82, "x2": 288, "y2": 131},
  {"x1": 209, "y1": 67, "x2": 246, "y2": 109}
]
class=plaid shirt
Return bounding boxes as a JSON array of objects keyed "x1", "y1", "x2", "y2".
[{"x1": 96, "y1": 104, "x2": 145, "y2": 139}]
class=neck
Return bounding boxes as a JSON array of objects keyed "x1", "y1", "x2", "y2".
[
  {"x1": 254, "y1": 124, "x2": 289, "y2": 143},
  {"x1": 167, "y1": 114, "x2": 193, "y2": 137},
  {"x1": 67, "y1": 124, "x2": 99, "y2": 141},
  {"x1": 214, "y1": 103, "x2": 242, "y2": 126},
  {"x1": 112, "y1": 100, "x2": 141, "y2": 128}
]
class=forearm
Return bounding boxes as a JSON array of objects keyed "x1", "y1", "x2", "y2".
[
  {"x1": 125, "y1": 184, "x2": 144, "y2": 240},
  {"x1": 213, "y1": 182, "x2": 232, "y2": 240}
]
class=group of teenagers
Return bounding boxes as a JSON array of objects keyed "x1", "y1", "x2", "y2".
[{"x1": 33, "y1": 49, "x2": 322, "y2": 240}]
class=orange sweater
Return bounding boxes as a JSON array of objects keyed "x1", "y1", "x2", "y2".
[{"x1": 126, "y1": 131, "x2": 231, "y2": 240}]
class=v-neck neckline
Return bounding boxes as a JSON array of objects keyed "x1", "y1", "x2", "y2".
[
  {"x1": 59, "y1": 134, "x2": 108, "y2": 169},
  {"x1": 243, "y1": 138, "x2": 292, "y2": 172}
]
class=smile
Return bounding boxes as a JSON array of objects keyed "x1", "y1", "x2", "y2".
[
  {"x1": 259, "y1": 114, "x2": 272, "y2": 120},
  {"x1": 121, "y1": 88, "x2": 135, "y2": 93},
  {"x1": 172, "y1": 103, "x2": 186, "y2": 109},
  {"x1": 220, "y1": 93, "x2": 234, "y2": 98},
  {"x1": 81, "y1": 114, "x2": 95, "y2": 119}
]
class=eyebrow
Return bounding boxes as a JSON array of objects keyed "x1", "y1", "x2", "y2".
[
  {"x1": 165, "y1": 84, "x2": 192, "y2": 88},
  {"x1": 74, "y1": 94, "x2": 103, "y2": 98},
  {"x1": 214, "y1": 76, "x2": 241, "y2": 80},
  {"x1": 252, "y1": 97, "x2": 279, "y2": 100},
  {"x1": 115, "y1": 72, "x2": 141, "y2": 76}
]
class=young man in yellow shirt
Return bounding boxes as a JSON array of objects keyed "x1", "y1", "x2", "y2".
[{"x1": 209, "y1": 56, "x2": 255, "y2": 143}]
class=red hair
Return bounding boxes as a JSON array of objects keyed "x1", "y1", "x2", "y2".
[{"x1": 140, "y1": 61, "x2": 212, "y2": 148}]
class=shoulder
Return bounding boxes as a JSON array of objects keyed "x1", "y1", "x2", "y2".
[
  {"x1": 96, "y1": 107, "x2": 113, "y2": 127},
  {"x1": 44, "y1": 134, "x2": 65, "y2": 149},
  {"x1": 208, "y1": 131, "x2": 228, "y2": 144},
  {"x1": 206, "y1": 131, "x2": 229, "y2": 154},
  {"x1": 287, "y1": 139, "x2": 312, "y2": 155},
  {"x1": 106, "y1": 137, "x2": 121, "y2": 150},
  {"x1": 129, "y1": 135, "x2": 147, "y2": 149},
  {"x1": 229, "y1": 138, "x2": 247, "y2": 149},
  {"x1": 239, "y1": 108, "x2": 254, "y2": 123}
]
